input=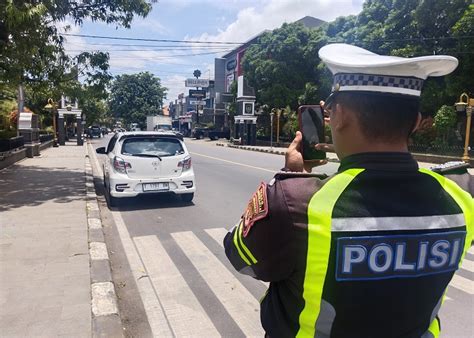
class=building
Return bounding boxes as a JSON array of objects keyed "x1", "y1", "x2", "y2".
[{"x1": 213, "y1": 16, "x2": 325, "y2": 144}]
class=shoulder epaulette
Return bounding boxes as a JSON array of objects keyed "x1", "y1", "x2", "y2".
[{"x1": 430, "y1": 161, "x2": 470, "y2": 175}]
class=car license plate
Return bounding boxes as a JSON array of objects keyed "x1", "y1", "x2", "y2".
[{"x1": 143, "y1": 182, "x2": 169, "y2": 192}]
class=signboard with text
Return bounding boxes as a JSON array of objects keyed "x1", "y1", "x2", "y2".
[
  {"x1": 185, "y1": 78, "x2": 209, "y2": 88},
  {"x1": 189, "y1": 89, "x2": 206, "y2": 98},
  {"x1": 189, "y1": 100, "x2": 206, "y2": 106}
]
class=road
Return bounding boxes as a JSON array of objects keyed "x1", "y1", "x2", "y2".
[{"x1": 89, "y1": 135, "x2": 473, "y2": 338}]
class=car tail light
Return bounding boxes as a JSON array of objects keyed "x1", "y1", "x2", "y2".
[
  {"x1": 178, "y1": 156, "x2": 192, "y2": 171},
  {"x1": 113, "y1": 156, "x2": 131, "y2": 174}
]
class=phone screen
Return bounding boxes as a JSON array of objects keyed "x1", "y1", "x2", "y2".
[{"x1": 298, "y1": 105, "x2": 326, "y2": 161}]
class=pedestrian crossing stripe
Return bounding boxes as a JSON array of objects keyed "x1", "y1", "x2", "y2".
[
  {"x1": 111, "y1": 210, "x2": 173, "y2": 337},
  {"x1": 172, "y1": 231, "x2": 265, "y2": 337},
  {"x1": 205, "y1": 228, "x2": 269, "y2": 288},
  {"x1": 449, "y1": 274, "x2": 473, "y2": 295},
  {"x1": 134, "y1": 235, "x2": 220, "y2": 337},
  {"x1": 114, "y1": 222, "x2": 473, "y2": 337},
  {"x1": 461, "y1": 256, "x2": 474, "y2": 272}
]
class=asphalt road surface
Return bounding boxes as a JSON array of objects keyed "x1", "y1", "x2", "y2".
[{"x1": 90, "y1": 135, "x2": 473, "y2": 338}]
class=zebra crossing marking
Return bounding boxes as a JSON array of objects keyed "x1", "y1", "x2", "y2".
[
  {"x1": 204, "y1": 228, "x2": 229, "y2": 248},
  {"x1": 449, "y1": 274, "x2": 473, "y2": 295},
  {"x1": 460, "y1": 257, "x2": 473, "y2": 273},
  {"x1": 205, "y1": 228, "x2": 269, "y2": 288},
  {"x1": 134, "y1": 235, "x2": 220, "y2": 337},
  {"x1": 172, "y1": 231, "x2": 265, "y2": 338},
  {"x1": 111, "y1": 211, "x2": 173, "y2": 337}
]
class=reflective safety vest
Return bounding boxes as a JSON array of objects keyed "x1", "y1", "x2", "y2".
[{"x1": 224, "y1": 152, "x2": 473, "y2": 338}]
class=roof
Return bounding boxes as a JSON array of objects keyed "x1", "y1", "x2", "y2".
[
  {"x1": 221, "y1": 30, "x2": 270, "y2": 58},
  {"x1": 117, "y1": 131, "x2": 180, "y2": 139},
  {"x1": 296, "y1": 16, "x2": 326, "y2": 28},
  {"x1": 221, "y1": 16, "x2": 325, "y2": 59}
]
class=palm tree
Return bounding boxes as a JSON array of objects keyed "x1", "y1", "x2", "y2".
[{"x1": 193, "y1": 69, "x2": 201, "y2": 79}]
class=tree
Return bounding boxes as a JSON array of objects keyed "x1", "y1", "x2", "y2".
[
  {"x1": 242, "y1": 22, "x2": 328, "y2": 111},
  {"x1": 323, "y1": 0, "x2": 472, "y2": 115},
  {"x1": 433, "y1": 105, "x2": 457, "y2": 146},
  {"x1": 193, "y1": 69, "x2": 202, "y2": 79},
  {"x1": 1, "y1": 0, "x2": 155, "y2": 87},
  {"x1": 109, "y1": 72, "x2": 167, "y2": 129}
]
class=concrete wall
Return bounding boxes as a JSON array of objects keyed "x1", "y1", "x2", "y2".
[{"x1": 0, "y1": 148, "x2": 27, "y2": 170}]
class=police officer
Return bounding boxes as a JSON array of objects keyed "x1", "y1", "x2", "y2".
[{"x1": 223, "y1": 44, "x2": 473, "y2": 338}]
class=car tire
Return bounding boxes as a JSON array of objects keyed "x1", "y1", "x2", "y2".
[
  {"x1": 106, "y1": 184, "x2": 118, "y2": 207},
  {"x1": 180, "y1": 193, "x2": 194, "y2": 203}
]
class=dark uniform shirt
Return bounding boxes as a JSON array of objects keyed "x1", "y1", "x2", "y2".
[{"x1": 224, "y1": 152, "x2": 473, "y2": 338}]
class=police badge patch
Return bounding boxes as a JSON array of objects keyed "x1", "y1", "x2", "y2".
[{"x1": 242, "y1": 182, "x2": 268, "y2": 237}]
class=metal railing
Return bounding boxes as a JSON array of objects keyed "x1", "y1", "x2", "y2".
[
  {"x1": 0, "y1": 136, "x2": 25, "y2": 153},
  {"x1": 408, "y1": 144, "x2": 472, "y2": 157},
  {"x1": 39, "y1": 134, "x2": 54, "y2": 143}
]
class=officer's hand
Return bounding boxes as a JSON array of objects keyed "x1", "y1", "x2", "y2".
[{"x1": 285, "y1": 131, "x2": 327, "y2": 173}]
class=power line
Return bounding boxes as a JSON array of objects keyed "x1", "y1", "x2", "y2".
[
  {"x1": 66, "y1": 50, "x2": 232, "y2": 59},
  {"x1": 65, "y1": 48, "x2": 231, "y2": 53},
  {"x1": 66, "y1": 41, "x2": 232, "y2": 50},
  {"x1": 60, "y1": 33, "x2": 243, "y2": 45}
]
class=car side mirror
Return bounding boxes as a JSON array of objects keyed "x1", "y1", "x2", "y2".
[{"x1": 96, "y1": 147, "x2": 107, "y2": 154}]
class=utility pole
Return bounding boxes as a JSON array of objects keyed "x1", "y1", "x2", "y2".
[
  {"x1": 270, "y1": 110, "x2": 274, "y2": 149},
  {"x1": 276, "y1": 108, "x2": 281, "y2": 144},
  {"x1": 193, "y1": 69, "x2": 201, "y2": 125},
  {"x1": 17, "y1": 84, "x2": 24, "y2": 136}
]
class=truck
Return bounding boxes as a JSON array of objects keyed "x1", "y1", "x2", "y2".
[{"x1": 146, "y1": 115, "x2": 172, "y2": 132}]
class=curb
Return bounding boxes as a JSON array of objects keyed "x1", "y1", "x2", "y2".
[
  {"x1": 216, "y1": 142, "x2": 340, "y2": 163},
  {"x1": 85, "y1": 153, "x2": 124, "y2": 337}
]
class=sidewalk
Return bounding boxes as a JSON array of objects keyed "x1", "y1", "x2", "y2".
[{"x1": 0, "y1": 142, "x2": 120, "y2": 337}]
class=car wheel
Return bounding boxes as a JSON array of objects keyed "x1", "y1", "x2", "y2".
[
  {"x1": 180, "y1": 193, "x2": 194, "y2": 203},
  {"x1": 106, "y1": 185, "x2": 118, "y2": 207}
]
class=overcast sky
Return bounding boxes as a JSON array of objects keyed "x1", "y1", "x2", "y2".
[{"x1": 61, "y1": 0, "x2": 364, "y2": 103}]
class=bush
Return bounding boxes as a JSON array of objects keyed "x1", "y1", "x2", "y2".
[
  {"x1": 0, "y1": 130, "x2": 17, "y2": 139},
  {"x1": 433, "y1": 105, "x2": 457, "y2": 146}
]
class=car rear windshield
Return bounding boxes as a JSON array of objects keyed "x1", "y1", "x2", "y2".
[{"x1": 121, "y1": 137, "x2": 184, "y2": 157}]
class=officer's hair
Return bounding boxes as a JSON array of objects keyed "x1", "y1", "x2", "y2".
[{"x1": 334, "y1": 92, "x2": 420, "y2": 142}]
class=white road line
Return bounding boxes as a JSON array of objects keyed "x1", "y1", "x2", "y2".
[
  {"x1": 190, "y1": 152, "x2": 276, "y2": 173},
  {"x1": 449, "y1": 274, "x2": 473, "y2": 295},
  {"x1": 205, "y1": 228, "x2": 269, "y2": 288},
  {"x1": 204, "y1": 228, "x2": 229, "y2": 248},
  {"x1": 89, "y1": 142, "x2": 173, "y2": 337},
  {"x1": 461, "y1": 257, "x2": 474, "y2": 273},
  {"x1": 134, "y1": 236, "x2": 220, "y2": 337},
  {"x1": 468, "y1": 246, "x2": 474, "y2": 255},
  {"x1": 111, "y1": 211, "x2": 174, "y2": 337},
  {"x1": 172, "y1": 231, "x2": 265, "y2": 338}
]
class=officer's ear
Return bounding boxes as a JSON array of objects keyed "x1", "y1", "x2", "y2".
[
  {"x1": 411, "y1": 112, "x2": 422, "y2": 134},
  {"x1": 333, "y1": 102, "x2": 354, "y2": 132}
]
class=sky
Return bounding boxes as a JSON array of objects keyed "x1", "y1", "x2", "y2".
[{"x1": 61, "y1": 0, "x2": 364, "y2": 104}]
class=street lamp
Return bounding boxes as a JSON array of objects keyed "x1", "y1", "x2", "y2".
[
  {"x1": 270, "y1": 109, "x2": 275, "y2": 149},
  {"x1": 454, "y1": 93, "x2": 473, "y2": 163},
  {"x1": 44, "y1": 98, "x2": 58, "y2": 147},
  {"x1": 276, "y1": 108, "x2": 281, "y2": 144}
]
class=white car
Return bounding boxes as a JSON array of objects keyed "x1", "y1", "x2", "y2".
[{"x1": 96, "y1": 131, "x2": 195, "y2": 206}]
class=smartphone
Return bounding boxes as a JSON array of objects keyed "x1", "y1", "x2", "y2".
[{"x1": 297, "y1": 105, "x2": 326, "y2": 161}]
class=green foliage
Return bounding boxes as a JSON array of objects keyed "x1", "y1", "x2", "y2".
[
  {"x1": 0, "y1": 129, "x2": 17, "y2": 139},
  {"x1": 242, "y1": 22, "x2": 328, "y2": 111},
  {"x1": 243, "y1": 0, "x2": 472, "y2": 133},
  {"x1": 433, "y1": 105, "x2": 458, "y2": 146},
  {"x1": 298, "y1": 83, "x2": 320, "y2": 105},
  {"x1": 281, "y1": 107, "x2": 298, "y2": 138},
  {"x1": 0, "y1": 0, "x2": 154, "y2": 88},
  {"x1": 108, "y1": 72, "x2": 167, "y2": 129}
]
